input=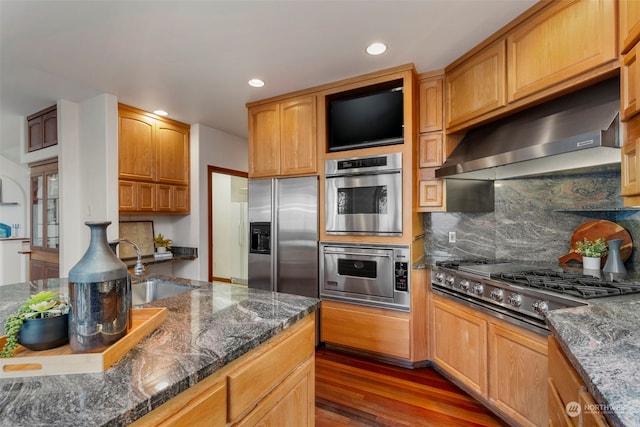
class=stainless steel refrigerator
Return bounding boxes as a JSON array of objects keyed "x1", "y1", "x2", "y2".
[{"x1": 248, "y1": 176, "x2": 318, "y2": 298}]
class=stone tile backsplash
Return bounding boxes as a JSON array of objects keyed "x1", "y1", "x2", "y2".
[{"x1": 424, "y1": 167, "x2": 640, "y2": 271}]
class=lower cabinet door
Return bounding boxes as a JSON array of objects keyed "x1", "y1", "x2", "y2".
[
  {"x1": 548, "y1": 378, "x2": 575, "y2": 427},
  {"x1": 431, "y1": 295, "x2": 488, "y2": 397},
  {"x1": 488, "y1": 322, "x2": 548, "y2": 427}
]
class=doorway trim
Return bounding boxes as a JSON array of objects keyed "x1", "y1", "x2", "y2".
[{"x1": 208, "y1": 165, "x2": 248, "y2": 283}]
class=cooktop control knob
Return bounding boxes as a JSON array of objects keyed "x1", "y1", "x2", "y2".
[
  {"x1": 532, "y1": 300, "x2": 549, "y2": 314},
  {"x1": 445, "y1": 275, "x2": 455, "y2": 286},
  {"x1": 507, "y1": 293, "x2": 522, "y2": 307},
  {"x1": 490, "y1": 289, "x2": 504, "y2": 302},
  {"x1": 471, "y1": 283, "x2": 484, "y2": 295},
  {"x1": 434, "y1": 272, "x2": 444, "y2": 283},
  {"x1": 459, "y1": 279, "x2": 470, "y2": 291}
]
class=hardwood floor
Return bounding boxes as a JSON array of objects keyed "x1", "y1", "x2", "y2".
[{"x1": 315, "y1": 348, "x2": 508, "y2": 427}]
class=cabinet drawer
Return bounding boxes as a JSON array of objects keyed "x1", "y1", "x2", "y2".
[
  {"x1": 227, "y1": 315, "x2": 315, "y2": 421},
  {"x1": 130, "y1": 376, "x2": 227, "y2": 427},
  {"x1": 234, "y1": 356, "x2": 315, "y2": 427},
  {"x1": 321, "y1": 301, "x2": 411, "y2": 359}
]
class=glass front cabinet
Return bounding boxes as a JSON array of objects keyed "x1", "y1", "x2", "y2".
[{"x1": 30, "y1": 159, "x2": 59, "y2": 280}]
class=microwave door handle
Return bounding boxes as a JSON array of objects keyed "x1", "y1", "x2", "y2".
[{"x1": 323, "y1": 250, "x2": 391, "y2": 258}]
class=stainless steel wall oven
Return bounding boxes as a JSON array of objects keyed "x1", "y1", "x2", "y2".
[
  {"x1": 325, "y1": 152, "x2": 402, "y2": 236},
  {"x1": 320, "y1": 242, "x2": 410, "y2": 311}
]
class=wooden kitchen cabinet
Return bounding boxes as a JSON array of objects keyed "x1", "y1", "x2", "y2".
[
  {"x1": 131, "y1": 313, "x2": 316, "y2": 427},
  {"x1": 621, "y1": 137, "x2": 640, "y2": 206},
  {"x1": 430, "y1": 293, "x2": 548, "y2": 426},
  {"x1": 248, "y1": 95, "x2": 317, "y2": 178},
  {"x1": 29, "y1": 159, "x2": 59, "y2": 280},
  {"x1": 547, "y1": 336, "x2": 608, "y2": 427},
  {"x1": 488, "y1": 322, "x2": 548, "y2": 427},
  {"x1": 27, "y1": 105, "x2": 57, "y2": 153},
  {"x1": 419, "y1": 76, "x2": 443, "y2": 133},
  {"x1": 321, "y1": 300, "x2": 411, "y2": 360},
  {"x1": 418, "y1": 179, "x2": 443, "y2": 209},
  {"x1": 119, "y1": 180, "x2": 155, "y2": 212},
  {"x1": 431, "y1": 294, "x2": 488, "y2": 397},
  {"x1": 418, "y1": 133, "x2": 443, "y2": 168},
  {"x1": 621, "y1": 43, "x2": 640, "y2": 122},
  {"x1": 444, "y1": 0, "x2": 617, "y2": 133},
  {"x1": 118, "y1": 104, "x2": 190, "y2": 214},
  {"x1": 506, "y1": 0, "x2": 617, "y2": 103},
  {"x1": 417, "y1": 72, "x2": 447, "y2": 212},
  {"x1": 620, "y1": 0, "x2": 640, "y2": 55},
  {"x1": 234, "y1": 357, "x2": 314, "y2": 427},
  {"x1": 445, "y1": 40, "x2": 506, "y2": 130},
  {"x1": 119, "y1": 108, "x2": 155, "y2": 181},
  {"x1": 156, "y1": 120, "x2": 190, "y2": 185}
]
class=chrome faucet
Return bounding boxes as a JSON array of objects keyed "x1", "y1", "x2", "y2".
[{"x1": 110, "y1": 239, "x2": 146, "y2": 276}]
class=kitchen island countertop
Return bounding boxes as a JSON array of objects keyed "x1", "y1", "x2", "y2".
[
  {"x1": 546, "y1": 301, "x2": 640, "y2": 427},
  {"x1": 0, "y1": 276, "x2": 319, "y2": 426}
]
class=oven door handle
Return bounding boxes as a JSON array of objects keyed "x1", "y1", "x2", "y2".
[
  {"x1": 323, "y1": 249, "x2": 391, "y2": 258},
  {"x1": 325, "y1": 170, "x2": 401, "y2": 179}
]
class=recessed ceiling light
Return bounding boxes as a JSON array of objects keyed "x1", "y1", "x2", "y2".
[
  {"x1": 248, "y1": 79, "x2": 265, "y2": 88},
  {"x1": 154, "y1": 110, "x2": 168, "y2": 116},
  {"x1": 366, "y1": 42, "x2": 387, "y2": 55}
]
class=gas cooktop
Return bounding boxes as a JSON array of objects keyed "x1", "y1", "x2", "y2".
[
  {"x1": 435, "y1": 260, "x2": 640, "y2": 300},
  {"x1": 492, "y1": 270, "x2": 640, "y2": 299}
]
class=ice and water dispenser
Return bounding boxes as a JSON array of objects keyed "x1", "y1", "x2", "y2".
[{"x1": 249, "y1": 222, "x2": 271, "y2": 254}]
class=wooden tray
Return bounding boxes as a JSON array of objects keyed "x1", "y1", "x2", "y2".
[
  {"x1": 559, "y1": 220, "x2": 633, "y2": 264},
  {"x1": 0, "y1": 307, "x2": 167, "y2": 378}
]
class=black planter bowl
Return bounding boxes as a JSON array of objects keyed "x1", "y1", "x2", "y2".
[{"x1": 18, "y1": 313, "x2": 69, "y2": 351}]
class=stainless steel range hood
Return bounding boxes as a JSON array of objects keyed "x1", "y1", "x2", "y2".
[{"x1": 436, "y1": 78, "x2": 621, "y2": 180}]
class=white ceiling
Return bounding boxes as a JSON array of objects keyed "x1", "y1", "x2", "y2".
[{"x1": 0, "y1": 0, "x2": 537, "y2": 154}]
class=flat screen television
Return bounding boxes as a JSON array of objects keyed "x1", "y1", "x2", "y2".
[{"x1": 327, "y1": 79, "x2": 404, "y2": 152}]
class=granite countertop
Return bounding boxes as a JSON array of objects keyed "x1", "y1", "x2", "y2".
[
  {"x1": 0, "y1": 276, "x2": 320, "y2": 427},
  {"x1": 546, "y1": 301, "x2": 640, "y2": 427},
  {"x1": 121, "y1": 246, "x2": 198, "y2": 268}
]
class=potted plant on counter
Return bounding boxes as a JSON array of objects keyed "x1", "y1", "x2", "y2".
[
  {"x1": 153, "y1": 233, "x2": 173, "y2": 253},
  {"x1": 0, "y1": 291, "x2": 69, "y2": 357},
  {"x1": 575, "y1": 237, "x2": 608, "y2": 270}
]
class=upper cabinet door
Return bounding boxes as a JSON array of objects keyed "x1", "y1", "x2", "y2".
[
  {"x1": 446, "y1": 40, "x2": 506, "y2": 130},
  {"x1": 507, "y1": 0, "x2": 617, "y2": 103},
  {"x1": 248, "y1": 103, "x2": 281, "y2": 178},
  {"x1": 621, "y1": 0, "x2": 640, "y2": 54},
  {"x1": 156, "y1": 121, "x2": 190, "y2": 185},
  {"x1": 119, "y1": 110, "x2": 155, "y2": 181},
  {"x1": 279, "y1": 96, "x2": 317, "y2": 176},
  {"x1": 419, "y1": 77, "x2": 443, "y2": 133}
]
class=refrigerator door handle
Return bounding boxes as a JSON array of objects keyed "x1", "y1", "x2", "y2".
[{"x1": 271, "y1": 179, "x2": 278, "y2": 292}]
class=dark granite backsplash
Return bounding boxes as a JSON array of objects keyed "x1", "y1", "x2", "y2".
[{"x1": 425, "y1": 167, "x2": 640, "y2": 271}]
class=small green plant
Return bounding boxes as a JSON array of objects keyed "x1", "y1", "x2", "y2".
[
  {"x1": 153, "y1": 233, "x2": 173, "y2": 249},
  {"x1": 575, "y1": 237, "x2": 608, "y2": 258},
  {"x1": 0, "y1": 291, "x2": 69, "y2": 358}
]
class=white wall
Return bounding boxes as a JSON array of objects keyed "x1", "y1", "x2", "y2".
[
  {"x1": 58, "y1": 94, "x2": 119, "y2": 276},
  {"x1": 174, "y1": 123, "x2": 248, "y2": 281},
  {"x1": 0, "y1": 155, "x2": 30, "y2": 236}
]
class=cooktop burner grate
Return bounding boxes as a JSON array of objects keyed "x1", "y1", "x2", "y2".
[{"x1": 492, "y1": 270, "x2": 640, "y2": 299}]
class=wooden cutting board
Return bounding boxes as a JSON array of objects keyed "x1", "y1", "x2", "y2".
[{"x1": 559, "y1": 220, "x2": 633, "y2": 264}]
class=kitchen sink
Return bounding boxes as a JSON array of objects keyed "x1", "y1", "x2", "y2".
[{"x1": 131, "y1": 279, "x2": 197, "y2": 305}]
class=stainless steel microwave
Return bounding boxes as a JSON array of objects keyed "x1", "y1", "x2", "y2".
[{"x1": 324, "y1": 153, "x2": 402, "y2": 236}]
